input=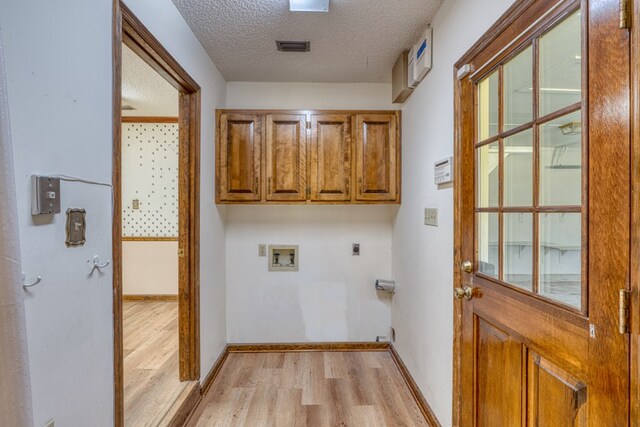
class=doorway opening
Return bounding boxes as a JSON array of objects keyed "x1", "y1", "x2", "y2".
[
  {"x1": 121, "y1": 42, "x2": 184, "y2": 425},
  {"x1": 113, "y1": 3, "x2": 201, "y2": 427}
]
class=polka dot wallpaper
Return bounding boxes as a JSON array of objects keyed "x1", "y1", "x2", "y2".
[{"x1": 121, "y1": 123, "x2": 179, "y2": 237}]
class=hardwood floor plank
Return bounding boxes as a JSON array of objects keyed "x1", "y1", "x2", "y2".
[
  {"x1": 188, "y1": 351, "x2": 431, "y2": 426},
  {"x1": 124, "y1": 301, "x2": 191, "y2": 427}
]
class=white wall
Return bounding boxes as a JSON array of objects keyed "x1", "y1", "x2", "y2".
[
  {"x1": 225, "y1": 82, "x2": 398, "y2": 344},
  {"x1": 0, "y1": 1, "x2": 114, "y2": 425},
  {"x1": 226, "y1": 82, "x2": 397, "y2": 110},
  {"x1": 123, "y1": 0, "x2": 228, "y2": 388},
  {"x1": 123, "y1": 241, "x2": 178, "y2": 295},
  {"x1": 226, "y1": 206, "x2": 395, "y2": 343},
  {"x1": 391, "y1": 0, "x2": 516, "y2": 425},
  {"x1": 0, "y1": 0, "x2": 227, "y2": 424}
]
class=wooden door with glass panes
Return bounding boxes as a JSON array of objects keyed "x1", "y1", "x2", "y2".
[{"x1": 454, "y1": 0, "x2": 631, "y2": 425}]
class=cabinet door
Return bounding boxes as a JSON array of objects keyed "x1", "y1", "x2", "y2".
[
  {"x1": 309, "y1": 115, "x2": 351, "y2": 202},
  {"x1": 355, "y1": 114, "x2": 398, "y2": 201},
  {"x1": 266, "y1": 114, "x2": 307, "y2": 201},
  {"x1": 218, "y1": 113, "x2": 261, "y2": 201}
]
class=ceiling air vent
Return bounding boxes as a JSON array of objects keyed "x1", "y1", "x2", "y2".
[{"x1": 276, "y1": 40, "x2": 310, "y2": 52}]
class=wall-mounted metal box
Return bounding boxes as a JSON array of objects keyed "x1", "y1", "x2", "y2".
[
  {"x1": 31, "y1": 175, "x2": 61, "y2": 215},
  {"x1": 268, "y1": 245, "x2": 299, "y2": 272},
  {"x1": 392, "y1": 50, "x2": 414, "y2": 104}
]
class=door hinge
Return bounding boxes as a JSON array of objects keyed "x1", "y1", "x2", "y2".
[
  {"x1": 178, "y1": 248, "x2": 185, "y2": 258},
  {"x1": 620, "y1": 0, "x2": 631, "y2": 29},
  {"x1": 619, "y1": 289, "x2": 631, "y2": 334}
]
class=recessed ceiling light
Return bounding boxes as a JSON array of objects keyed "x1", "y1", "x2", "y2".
[{"x1": 289, "y1": 0, "x2": 329, "y2": 12}]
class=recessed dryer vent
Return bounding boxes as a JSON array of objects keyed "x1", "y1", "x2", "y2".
[{"x1": 268, "y1": 245, "x2": 299, "y2": 272}]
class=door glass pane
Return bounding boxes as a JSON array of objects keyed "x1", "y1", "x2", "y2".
[
  {"x1": 504, "y1": 46, "x2": 533, "y2": 131},
  {"x1": 540, "y1": 110, "x2": 582, "y2": 206},
  {"x1": 477, "y1": 142, "x2": 499, "y2": 208},
  {"x1": 539, "y1": 11, "x2": 582, "y2": 117},
  {"x1": 477, "y1": 71, "x2": 499, "y2": 140},
  {"x1": 539, "y1": 213, "x2": 581, "y2": 308},
  {"x1": 504, "y1": 129, "x2": 533, "y2": 207},
  {"x1": 504, "y1": 213, "x2": 533, "y2": 291},
  {"x1": 477, "y1": 213, "x2": 499, "y2": 278}
]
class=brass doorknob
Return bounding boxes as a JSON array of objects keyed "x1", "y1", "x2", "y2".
[
  {"x1": 454, "y1": 286, "x2": 474, "y2": 301},
  {"x1": 460, "y1": 260, "x2": 473, "y2": 273}
]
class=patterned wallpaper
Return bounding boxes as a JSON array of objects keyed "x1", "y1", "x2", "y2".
[{"x1": 121, "y1": 122, "x2": 179, "y2": 237}]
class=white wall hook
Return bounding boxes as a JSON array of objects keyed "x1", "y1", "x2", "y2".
[
  {"x1": 22, "y1": 272, "x2": 43, "y2": 289},
  {"x1": 89, "y1": 255, "x2": 110, "y2": 272}
]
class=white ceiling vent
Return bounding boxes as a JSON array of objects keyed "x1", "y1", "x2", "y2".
[{"x1": 276, "y1": 40, "x2": 311, "y2": 53}]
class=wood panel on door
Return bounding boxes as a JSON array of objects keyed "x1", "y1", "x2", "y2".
[
  {"x1": 218, "y1": 113, "x2": 261, "y2": 201},
  {"x1": 355, "y1": 114, "x2": 398, "y2": 201},
  {"x1": 266, "y1": 114, "x2": 307, "y2": 201},
  {"x1": 309, "y1": 114, "x2": 351, "y2": 202},
  {"x1": 453, "y1": 0, "x2": 630, "y2": 425}
]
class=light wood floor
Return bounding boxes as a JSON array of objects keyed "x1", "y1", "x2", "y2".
[
  {"x1": 187, "y1": 351, "x2": 429, "y2": 427},
  {"x1": 124, "y1": 300, "x2": 191, "y2": 427}
]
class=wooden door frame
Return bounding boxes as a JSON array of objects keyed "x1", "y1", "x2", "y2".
[
  {"x1": 112, "y1": 2, "x2": 201, "y2": 426},
  {"x1": 453, "y1": 0, "x2": 632, "y2": 424},
  {"x1": 631, "y1": 0, "x2": 640, "y2": 421}
]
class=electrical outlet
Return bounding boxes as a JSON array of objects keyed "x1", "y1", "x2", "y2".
[
  {"x1": 352, "y1": 243, "x2": 360, "y2": 256},
  {"x1": 258, "y1": 244, "x2": 266, "y2": 257},
  {"x1": 424, "y1": 208, "x2": 438, "y2": 227}
]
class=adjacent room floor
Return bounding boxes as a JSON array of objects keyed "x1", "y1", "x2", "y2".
[
  {"x1": 124, "y1": 300, "x2": 193, "y2": 427},
  {"x1": 187, "y1": 351, "x2": 429, "y2": 426}
]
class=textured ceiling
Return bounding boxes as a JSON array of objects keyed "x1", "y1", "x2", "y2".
[
  {"x1": 171, "y1": 0, "x2": 443, "y2": 83},
  {"x1": 122, "y1": 44, "x2": 179, "y2": 116}
]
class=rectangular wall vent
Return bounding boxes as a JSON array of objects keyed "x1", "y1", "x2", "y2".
[{"x1": 276, "y1": 40, "x2": 310, "y2": 52}]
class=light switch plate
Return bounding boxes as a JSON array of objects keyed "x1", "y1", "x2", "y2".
[
  {"x1": 258, "y1": 244, "x2": 266, "y2": 257},
  {"x1": 66, "y1": 208, "x2": 87, "y2": 247},
  {"x1": 424, "y1": 208, "x2": 438, "y2": 227}
]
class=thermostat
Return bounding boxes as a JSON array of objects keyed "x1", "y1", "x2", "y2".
[{"x1": 434, "y1": 157, "x2": 453, "y2": 185}]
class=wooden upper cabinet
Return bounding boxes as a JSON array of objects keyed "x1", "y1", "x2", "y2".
[
  {"x1": 215, "y1": 109, "x2": 400, "y2": 204},
  {"x1": 355, "y1": 114, "x2": 399, "y2": 201},
  {"x1": 309, "y1": 115, "x2": 351, "y2": 202},
  {"x1": 265, "y1": 114, "x2": 307, "y2": 201},
  {"x1": 218, "y1": 113, "x2": 261, "y2": 202}
]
